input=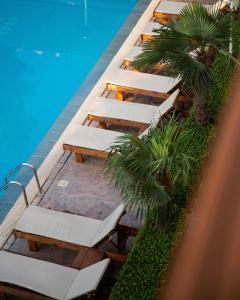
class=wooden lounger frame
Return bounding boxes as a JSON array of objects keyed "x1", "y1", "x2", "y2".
[
  {"x1": 87, "y1": 102, "x2": 175, "y2": 131},
  {"x1": 141, "y1": 32, "x2": 156, "y2": 42},
  {"x1": 153, "y1": 11, "x2": 180, "y2": 24},
  {"x1": 121, "y1": 59, "x2": 140, "y2": 71},
  {"x1": 63, "y1": 143, "x2": 108, "y2": 163},
  {"x1": 0, "y1": 284, "x2": 52, "y2": 300},
  {"x1": 14, "y1": 224, "x2": 139, "y2": 263},
  {"x1": 106, "y1": 82, "x2": 188, "y2": 102},
  {"x1": 87, "y1": 115, "x2": 149, "y2": 132}
]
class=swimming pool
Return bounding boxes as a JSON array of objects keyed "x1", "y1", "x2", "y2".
[{"x1": 0, "y1": 0, "x2": 137, "y2": 181}]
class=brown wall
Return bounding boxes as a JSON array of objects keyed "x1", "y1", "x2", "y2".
[{"x1": 162, "y1": 71, "x2": 240, "y2": 300}]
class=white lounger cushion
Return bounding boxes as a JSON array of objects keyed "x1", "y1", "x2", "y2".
[
  {"x1": 142, "y1": 21, "x2": 162, "y2": 36},
  {"x1": 125, "y1": 46, "x2": 143, "y2": 63},
  {"x1": 155, "y1": 1, "x2": 187, "y2": 15},
  {"x1": 107, "y1": 69, "x2": 180, "y2": 94},
  {"x1": 64, "y1": 125, "x2": 125, "y2": 152},
  {"x1": 155, "y1": 0, "x2": 228, "y2": 15},
  {"x1": 15, "y1": 204, "x2": 125, "y2": 247},
  {"x1": 88, "y1": 97, "x2": 158, "y2": 125},
  {"x1": 88, "y1": 90, "x2": 179, "y2": 126},
  {"x1": 0, "y1": 251, "x2": 110, "y2": 300}
]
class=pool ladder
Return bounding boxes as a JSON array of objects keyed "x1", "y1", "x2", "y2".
[{"x1": 0, "y1": 163, "x2": 42, "y2": 207}]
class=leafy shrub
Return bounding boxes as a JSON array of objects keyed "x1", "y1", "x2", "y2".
[
  {"x1": 110, "y1": 224, "x2": 171, "y2": 300},
  {"x1": 208, "y1": 54, "x2": 234, "y2": 121},
  {"x1": 110, "y1": 114, "x2": 214, "y2": 300}
]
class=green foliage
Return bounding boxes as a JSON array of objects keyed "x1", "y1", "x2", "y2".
[
  {"x1": 110, "y1": 224, "x2": 172, "y2": 300},
  {"x1": 208, "y1": 54, "x2": 234, "y2": 121},
  {"x1": 208, "y1": 19, "x2": 240, "y2": 121},
  {"x1": 175, "y1": 117, "x2": 213, "y2": 176},
  {"x1": 110, "y1": 50, "x2": 236, "y2": 300},
  {"x1": 132, "y1": 3, "x2": 236, "y2": 124},
  {"x1": 110, "y1": 9, "x2": 240, "y2": 300},
  {"x1": 110, "y1": 116, "x2": 213, "y2": 300},
  {"x1": 173, "y1": 117, "x2": 214, "y2": 207},
  {"x1": 106, "y1": 117, "x2": 193, "y2": 226},
  {"x1": 233, "y1": 19, "x2": 240, "y2": 56}
]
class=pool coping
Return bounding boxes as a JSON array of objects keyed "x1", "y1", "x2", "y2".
[{"x1": 0, "y1": 0, "x2": 160, "y2": 247}]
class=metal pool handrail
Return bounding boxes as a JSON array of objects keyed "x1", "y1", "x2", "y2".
[
  {"x1": 0, "y1": 181, "x2": 29, "y2": 207},
  {"x1": 4, "y1": 163, "x2": 42, "y2": 194}
]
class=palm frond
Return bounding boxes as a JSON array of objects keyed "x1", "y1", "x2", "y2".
[{"x1": 106, "y1": 116, "x2": 193, "y2": 227}]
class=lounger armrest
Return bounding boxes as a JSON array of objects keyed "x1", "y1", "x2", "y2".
[
  {"x1": 65, "y1": 259, "x2": 110, "y2": 300},
  {"x1": 90, "y1": 204, "x2": 125, "y2": 247},
  {"x1": 152, "y1": 89, "x2": 180, "y2": 124}
]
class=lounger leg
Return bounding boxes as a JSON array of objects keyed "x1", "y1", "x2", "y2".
[
  {"x1": 116, "y1": 91, "x2": 124, "y2": 101},
  {"x1": 28, "y1": 240, "x2": 38, "y2": 252},
  {"x1": 75, "y1": 152, "x2": 84, "y2": 163},
  {"x1": 0, "y1": 292, "x2": 6, "y2": 300},
  {"x1": 132, "y1": 67, "x2": 140, "y2": 72},
  {"x1": 99, "y1": 121, "x2": 107, "y2": 129},
  {"x1": 117, "y1": 228, "x2": 128, "y2": 251}
]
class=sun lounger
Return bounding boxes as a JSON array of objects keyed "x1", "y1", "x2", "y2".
[
  {"x1": 141, "y1": 20, "x2": 162, "y2": 41},
  {"x1": 63, "y1": 121, "x2": 154, "y2": 163},
  {"x1": 63, "y1": 125, "x2": 126, "y2": 162},
  {"x1": 15, "y1": 204, "x2": 126, "y2": 253},
  {"x1": 154, "y1": 0, "x2": 228, "y2": 23},
  {"x1": 105, "y1": 69, "x2": 181, "y2": 101},
  {"x1": 123, "y1": 46, "x2": 143, "y2": 67},
  {"x1": 87, "y1": 90, "x2": 180, "y2": 131},
  {"x1": 0, "y1": 251, "x2": 110, "y2": 300}
]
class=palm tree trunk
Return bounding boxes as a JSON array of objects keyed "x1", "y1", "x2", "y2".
[
  {"x1": 193, "y1": 94, "x2": 209, "y2": 125},
  {"x1": 163, "y1": 168, "x2": 173, "y2": 193}
]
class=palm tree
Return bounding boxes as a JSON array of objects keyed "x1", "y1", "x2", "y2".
[
  {"x1": 106, "y1": 117, "x2": 192, "y2": 227},
  {"x1": 132, "y1": 3, "x2": 235, "y2": 124}
]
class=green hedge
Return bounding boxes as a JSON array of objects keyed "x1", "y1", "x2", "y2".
[
  {"x1": 110, "y1": 21, "x2": 240, "y2": 300},
  {"x1": 110, "y1": 224, "x2": 171, "y2": 300},
  {"x1": 208, "y1": 54, "x2": 234, "y2": 121},
  {"x1": 110, "y1": 119, "x2": 213, "y2": 300}
]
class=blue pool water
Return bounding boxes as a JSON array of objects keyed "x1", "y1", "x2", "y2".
[{"x1": 0, "y1": 0, "x2": 136, "y2": 181}]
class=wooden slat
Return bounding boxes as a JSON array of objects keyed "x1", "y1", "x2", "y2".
[
  {"x1": 15, "y1": 230, "x2": 90, "y2": 252},
  {"x1": 153, "y1": 12, "x2": 180, "y2": 23},
  {"x1": 63, "y1": 144, "x2": 109, "y2": 162},
  {"x1": 0, "y1": 285, "x2": 51, "y2": 300},
  {"x1": 141, "y1": 33, "x2": 155, "y2": 41},
  {"x1": 106, "y1": 83, "x2": 189, "y2": 102},
  {"x1": 16, "y1": 230, "x2": 128, "y2": 264},
  {"x1": 88, "y1": 114, "x2": 148, "y2": 131}
]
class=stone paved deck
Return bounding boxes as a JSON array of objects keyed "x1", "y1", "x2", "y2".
[{"x1": 4, "y1": 150, "x2": 140, "y2": 299}]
